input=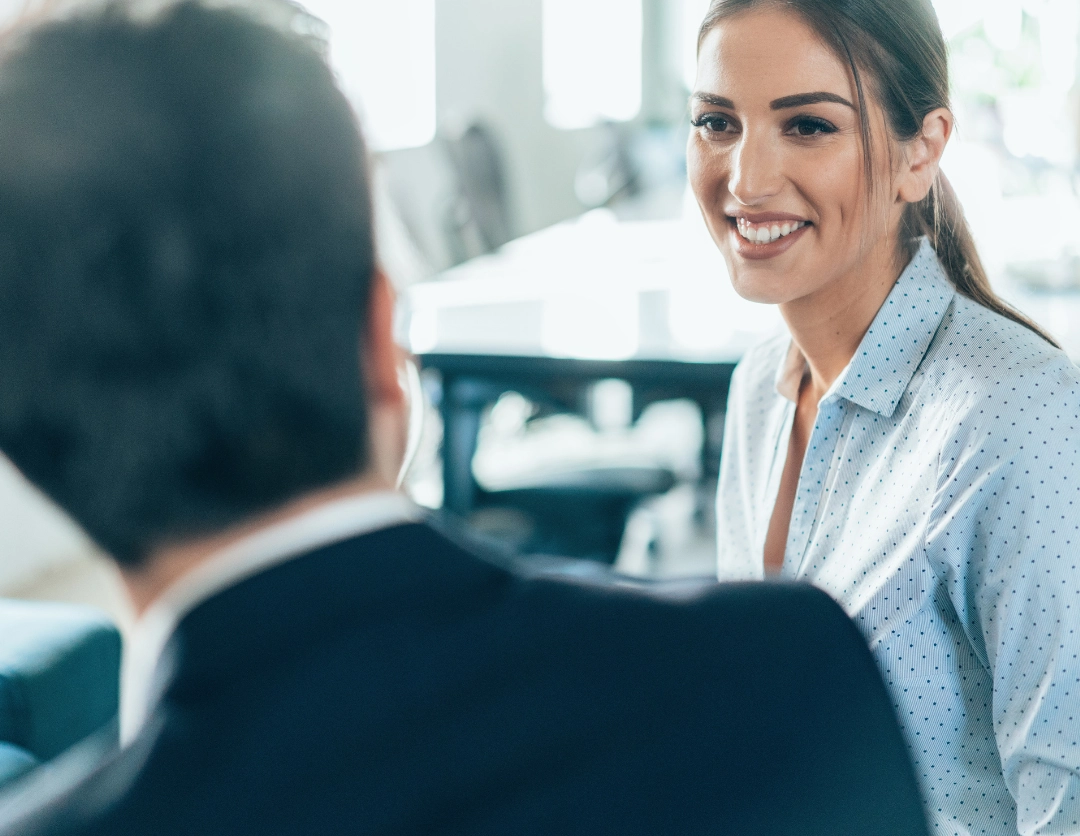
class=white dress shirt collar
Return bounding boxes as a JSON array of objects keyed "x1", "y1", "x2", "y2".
[
  {"x1": 119, "y1": 490, "x2": 420, "y2": 745},
  {"x1": 773, "y1": 237, "x2": 952, "y2": 415}
]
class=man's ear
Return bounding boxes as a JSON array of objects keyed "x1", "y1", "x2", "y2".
[
  {"x1": 896, "y1": 108, "x2": 953, "y2": 204},
  {"x1": 364, "y1": 267, "x2": 406, "y2": 410}
]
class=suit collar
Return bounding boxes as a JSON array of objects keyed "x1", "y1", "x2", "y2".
[
  {"x1": 154, "y1": 520, "x2": 508, "y2": 716},
  {"x1": 121, "y1": 491, "x2": 419, "y2": 746}
]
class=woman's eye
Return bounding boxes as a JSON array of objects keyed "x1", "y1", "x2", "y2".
[
  {"x1": 789, "y1": 116, "x2": 837, "y2": 137},
  {"x1": 691, "y1": 114, "x2": 734, "y2": 135}
]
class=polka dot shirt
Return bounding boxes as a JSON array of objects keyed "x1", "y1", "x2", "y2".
[{"x1": 716, "y1": 238, "x2": 1080, "y2": 836}]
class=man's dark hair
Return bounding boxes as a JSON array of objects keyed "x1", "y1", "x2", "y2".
[{"x1": 0, "y1": 0, "x2": 376, "y2": 564}]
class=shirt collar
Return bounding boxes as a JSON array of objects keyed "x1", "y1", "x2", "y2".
[
  {"x1": 775, "y1": 238, "x2": 955, "y2": 417},
  {"x1": 119, "y1": 489, "x2": 420, "y2": 746}
]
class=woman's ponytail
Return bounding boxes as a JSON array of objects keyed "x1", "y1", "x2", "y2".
[{"x1": 901, "y1": 172, "x2": 1060, "y2": 347}]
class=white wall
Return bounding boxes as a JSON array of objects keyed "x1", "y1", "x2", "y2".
[
  {"x1": 436, "y1": 0, "x2": 600, "y2": 234},
  {"x1": 379, "y1": 0, "x2": 612, "y2": 271}
]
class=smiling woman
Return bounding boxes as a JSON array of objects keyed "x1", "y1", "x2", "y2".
[{"x1": 690, "y1": 1, "x2": 1080, "y2": 835}]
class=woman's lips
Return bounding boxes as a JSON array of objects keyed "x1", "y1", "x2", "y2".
[{"x1": 728, "y1": 216, "x2": 811, "y2": 260}]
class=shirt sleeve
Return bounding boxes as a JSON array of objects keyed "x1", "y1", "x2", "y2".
[{"x1": 924, "y1": 358, "x2": 1080, "y2": 836}]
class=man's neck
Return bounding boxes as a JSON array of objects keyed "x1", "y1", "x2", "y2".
[{"x1": 120, "y1": 473, "x2": 396, "y2": 617}]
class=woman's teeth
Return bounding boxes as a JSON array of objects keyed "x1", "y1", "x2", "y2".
[{"x1": 735, "y1": 219, "x2": 807, "y2": 244}]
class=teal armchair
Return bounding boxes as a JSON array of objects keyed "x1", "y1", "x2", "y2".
[{"x1": 0, "y1": 600, "x2": 121, "y2": 788}]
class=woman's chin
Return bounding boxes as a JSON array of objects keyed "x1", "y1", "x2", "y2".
[{"x1": 727, "y1": 268, "x2": 806, "y2": 306}]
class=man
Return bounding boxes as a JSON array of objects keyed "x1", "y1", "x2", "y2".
[{"x1": 0, "y1": 2, "x2": 928, "y2": 834}]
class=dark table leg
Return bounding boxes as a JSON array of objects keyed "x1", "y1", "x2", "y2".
[{"x1": 439, "y1": 376, "x2": 487, "y2": 517}]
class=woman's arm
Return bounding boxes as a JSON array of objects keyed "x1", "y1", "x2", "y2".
[{"x1": 925, "y1": 358, "x2": 1080, "y2": 836}]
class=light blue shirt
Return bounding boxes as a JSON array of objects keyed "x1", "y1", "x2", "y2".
[{"x1": 716, "y1": 238, "x2": 1080, "y2": 836}]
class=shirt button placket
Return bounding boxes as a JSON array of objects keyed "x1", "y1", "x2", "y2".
[{"x1": 783, "y1": 396, "x2": 847, "y2": 577}]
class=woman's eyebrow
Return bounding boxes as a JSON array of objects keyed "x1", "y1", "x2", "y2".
[
  {"x1": 691, "y1": 93, "x2": 735, "y2": 109},
  {"x1": 692, "y1": 91, "x2": 856, "y2": 110},
  {"x1": 771, "y1": 92, "x2": 854, "y2": 110}
]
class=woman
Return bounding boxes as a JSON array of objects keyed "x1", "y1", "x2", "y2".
[{"x1": 689, "y1": 1, "x2": 1080, "y2": 834}]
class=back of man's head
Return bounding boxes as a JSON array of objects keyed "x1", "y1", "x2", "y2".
[{"x1": 0, "y1": 0, "x2": 376, "y2": 565}]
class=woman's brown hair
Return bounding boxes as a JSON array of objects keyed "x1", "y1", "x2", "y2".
[{"x1": 698, "y1": 0, "x2": 1058, "y2": 346}]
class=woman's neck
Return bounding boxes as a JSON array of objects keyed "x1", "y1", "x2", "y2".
[{"x1": 780, "y1": 240, "x2": 909, "y2": 401}]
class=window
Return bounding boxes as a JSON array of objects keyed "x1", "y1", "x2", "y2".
[
  {"x1": 928, "y1": 0, "x2": 1079, "y2": 271},
  {"x1": 932, "y1": 0, "x2": 1078, "y2": 165},
  {"x1": 299, "y1": 0, "x2": 437, "y2": 152},
  {"x1": 542, "y1": 0, "x2": 643, "y2": 130},
  {"x1": 681, "y1": 0, "x2": 713, "y2": 91},
  {"x1": 0, "y1": 1, "x2": 22, "y2": 27}
]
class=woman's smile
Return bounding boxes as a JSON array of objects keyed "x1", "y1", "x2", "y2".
[
  {"x1": 728, "y1": 213, "x2": 811, "y2": 260},
  {"x1": 734, "y1": 216, "x2": 808, "y2": 245}
]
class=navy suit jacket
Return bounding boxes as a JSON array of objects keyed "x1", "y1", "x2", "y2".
[{"x1": 0, "y1": 520, "x2": 928, "y2": 835}]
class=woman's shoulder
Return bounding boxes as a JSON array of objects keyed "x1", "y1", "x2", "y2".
[
  {"x1": 930, "y1": 295, "x2": 1078, "y2": 385},
  {"x1": 923, "y1": 294, "x2": 1080, "y2": 436}
]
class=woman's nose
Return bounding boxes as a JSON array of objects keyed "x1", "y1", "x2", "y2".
[{"x1": 727, "y1": 133, "x2": 782, "y2": 206}]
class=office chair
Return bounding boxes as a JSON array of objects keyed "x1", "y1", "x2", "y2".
[{"x1": 0, "y1": 600, "x2": 120, "y2": 790}]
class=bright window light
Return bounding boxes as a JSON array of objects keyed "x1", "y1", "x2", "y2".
[
  {"x1": 931, "y1": 0, "x2": 991, "y2": 40},
  {"x1": 681, "y1": 0, "x2": 713, "y2": 91},
  {"x1": 542, "y1": 0, "x2": 643, "y2": 130},
  {"x1": 0, "y1": 0, "x2": 22, "y2": 27},
  {"x1": 299, "y1": 0, "x2": 436, "y2": 152}
]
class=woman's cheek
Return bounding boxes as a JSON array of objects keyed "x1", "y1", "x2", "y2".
[
  {"x1": 787, "y1": 144, "x2": 863, "y2": 233},
  {"x1": 691, "y1": 144, "x2": 736, "y2": 213},
  {"x1": 686, "y1": 138, "x2": 714, "y2": 202}
]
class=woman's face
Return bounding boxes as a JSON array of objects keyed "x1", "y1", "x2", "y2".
[{"x1": 687, "y1": 7, "x2": 902, "y2": 307}]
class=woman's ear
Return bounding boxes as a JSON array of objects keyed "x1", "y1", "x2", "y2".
[{"x1": 896, "y1": 108, "x2": 953, "y2": 204}]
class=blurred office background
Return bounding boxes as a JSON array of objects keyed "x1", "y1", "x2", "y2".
[{"x1": 1, "y1": 0, "x2": 1078, "y2": 626}]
